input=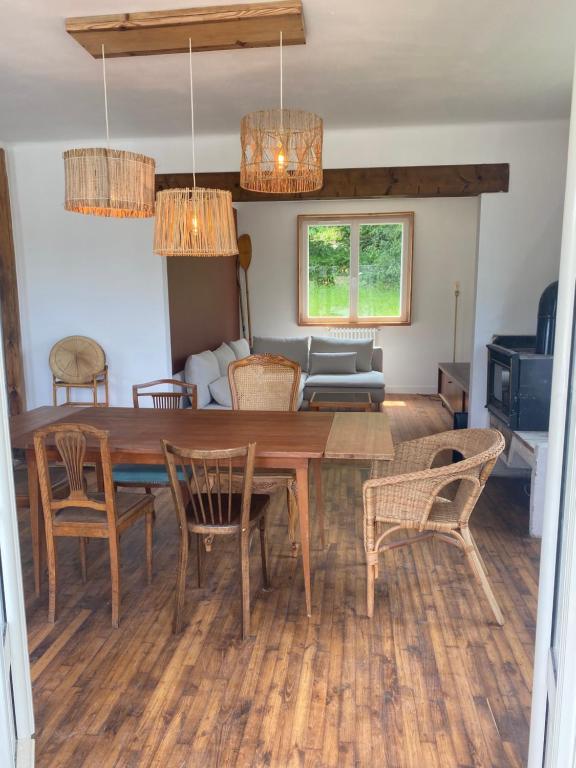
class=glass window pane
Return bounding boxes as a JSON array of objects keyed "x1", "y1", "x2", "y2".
[
  {"x1": 308, "y1": 224, "x2": 351, "y2": 318},
  {"x1": 358, "y1": 223, "x2": 402, "y2": 318}
]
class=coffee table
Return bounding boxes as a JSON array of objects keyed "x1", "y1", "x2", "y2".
[{"x1": 309, "y1": 391, "x2": 372, "y2": 412}]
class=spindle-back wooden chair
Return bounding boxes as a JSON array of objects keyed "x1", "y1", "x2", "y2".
[
  {"x1": 162, "y1": 440, "x2": 270, "y2": 639},
  {"x1": 113, "y1": 379, "x2": 197, "y2": 491}
]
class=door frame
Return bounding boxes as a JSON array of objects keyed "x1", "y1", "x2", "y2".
[
  {"x1": 528, "y1": 49, "x2": 576, "y2": 767},
  {"x1": 0, "y1": 328, "x2": 34, "y2": 763}
]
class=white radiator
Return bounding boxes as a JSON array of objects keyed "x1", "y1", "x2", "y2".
[{"x1": 328, "y1": 327, "x2": 379, "y2": 341}]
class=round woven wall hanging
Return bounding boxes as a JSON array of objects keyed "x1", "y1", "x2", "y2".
[{"x1": 49, "y1": 336, "x2": 106, "y2": 384}]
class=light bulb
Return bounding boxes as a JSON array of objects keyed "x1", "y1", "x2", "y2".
[{"x1": 275, "y1": 140, "x2": 286, "y2": 172}]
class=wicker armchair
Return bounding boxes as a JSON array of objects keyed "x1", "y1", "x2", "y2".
[
  {"x1": 228, "y1": 354, "x2": 301, "y2": 555},
  {"x1": 363, "y1": 428, "x2": 505, "y2": 625}
]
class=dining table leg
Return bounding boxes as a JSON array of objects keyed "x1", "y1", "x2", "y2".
[
  {"x1": 295, "y1": 462, "x2": 312, "y2": 617},
  {"x1": 312, "y1": 458, "x2": 325, "y2": 548},
  {"x1": 26, "y1": 448, "x2": 42, "y2": 596}
]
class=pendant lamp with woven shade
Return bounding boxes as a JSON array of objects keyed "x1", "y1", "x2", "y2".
[
  {"x1": 240, "y1": 32, "x2": 323, "y2": 194},
  {"x1": 154, "y1": 41, "x2": 238, "y2": 258},
  {"x1": 63, "y1": 45, "x2": 155, "y2": 219}
]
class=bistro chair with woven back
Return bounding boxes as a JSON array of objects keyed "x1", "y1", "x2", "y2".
[
  {"x1": 113, "y1": 379, "x2": 197, "y2": 492},
  {"x1": 163, "y1": 440, "x2": 270, "y2": 639},
  {"x1": 363, "y1": 428, "x2": 505, "y2": 625},
  {"x1": 228, "y1": 354, "x2": 301, "y2": 555},
  {"x1": 34, "y1": 423, "x2": 155, "y2": 628}
]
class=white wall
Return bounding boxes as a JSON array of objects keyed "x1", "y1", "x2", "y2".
[
  {"x1": 5, "y1": 119, "x2": 568, "y2": 413},
  {"x1": 236, "y1": 197, "x2": 479, "y2": 393}
]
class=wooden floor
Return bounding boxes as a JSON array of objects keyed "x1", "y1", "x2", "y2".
[{"x1": 20, "y1": 396, "x2": 540, "y2": 767}]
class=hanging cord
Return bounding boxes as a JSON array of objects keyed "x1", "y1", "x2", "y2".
[
  {"x1": 189, "y1": 38, "x2": 196, "y2": 188},
  {"x1": 280, "y1": 30, "x2": 283, "y2": 112},
  {"x1": 279, "y1": 31, "x2": 284, "y2": 131},
  {"x1": 101, "y1": 44, "x2": 110, "y2": 147}
]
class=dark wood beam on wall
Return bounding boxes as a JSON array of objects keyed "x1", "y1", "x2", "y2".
[
  {"x1": 0, "y1": 149, "x2": 26, "y2": 415},
  {"x1": 156, "y1": 163, "x2": 509, "y2": 201}
]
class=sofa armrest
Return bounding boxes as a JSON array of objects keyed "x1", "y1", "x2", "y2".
[{"x1": 372, "y1": 347, "x2": 383, "y2": 372}]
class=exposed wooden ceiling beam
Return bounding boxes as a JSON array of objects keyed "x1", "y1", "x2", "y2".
[
  {"x1": 66, "y1": 1, "x2": 305, "y2": 58},
  {"x1": 156, "y1": 164, "x2": 509, "y2": 201}
]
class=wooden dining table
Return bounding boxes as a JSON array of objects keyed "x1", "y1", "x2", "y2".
[{"x1": 10, "y1": 405, "x2": 394, "y2": 617}]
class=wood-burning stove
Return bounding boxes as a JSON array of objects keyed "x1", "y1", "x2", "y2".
[{"x1": 486, "y1": 282, "x2": 557, "y2": 431}]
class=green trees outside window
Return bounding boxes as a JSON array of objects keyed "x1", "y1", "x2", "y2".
[{"x1": 307, "y1": 222, "x2": 403, "y2": 318}]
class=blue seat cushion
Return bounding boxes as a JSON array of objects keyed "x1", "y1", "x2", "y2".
[{"x1": 113, "y1": 464, "x2": 185, "y2": 486}]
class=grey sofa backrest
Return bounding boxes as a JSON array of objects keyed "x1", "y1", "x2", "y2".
[{"x1": 252, "y1": 336, "x2": 310, "y2": 371}]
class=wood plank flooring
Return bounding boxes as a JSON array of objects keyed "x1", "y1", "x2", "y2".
[{"x1": 19, "y1": 396, "x2": 540, "y2": 767}]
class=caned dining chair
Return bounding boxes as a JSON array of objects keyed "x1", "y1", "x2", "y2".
[
  {"x1": 34, "y1": 423, "x2": 155, "y2": 628},
  {"x1": 162, "y1": 440, "x2": 270, "y2": 639},
  {"x1": 363, "y1": 428, "x2": 505, "y2": 625},
  {"x1": 228, "y1": 354, "x2": 301, "y2": 555},
  {"x1": 113, "y1": 379, "x2": 197, "y2": 491}
]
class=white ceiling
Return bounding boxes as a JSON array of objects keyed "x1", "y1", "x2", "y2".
[{"x1": 1, "y1": 0, "x2": 575, "y2": 142}]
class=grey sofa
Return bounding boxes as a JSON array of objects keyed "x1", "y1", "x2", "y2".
[
  {"x1": 252, "y1": 335, "x2": 385, "y2": 405},
  {"x1": 183, "y1": 335, "x2": 385, "y2": 410}
]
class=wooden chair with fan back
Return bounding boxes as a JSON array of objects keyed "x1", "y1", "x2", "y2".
[{"x1": 34, "y1": 423, "x2": 155, "y2": 628}]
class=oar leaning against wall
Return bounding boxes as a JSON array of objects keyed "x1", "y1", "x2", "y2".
[{"x1": 237, "y1": 234, "x2": 253, "y2": 346}]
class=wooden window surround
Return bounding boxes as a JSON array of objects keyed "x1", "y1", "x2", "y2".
[{"x1": 297, "y1": 212, "x2": 414, "y2": 327}]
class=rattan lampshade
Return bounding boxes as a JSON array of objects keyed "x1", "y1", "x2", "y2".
[
  {"x1": 154, "y1": 187, "x2": 238, "y2": 257},
  {"x1": 63, "y1": 148, "x2": 155, "y2": 218},
  {"x1": 240, "y1": 108, "x2": 323, "y2": 194}
]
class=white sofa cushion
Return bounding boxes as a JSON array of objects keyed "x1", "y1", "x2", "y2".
[
  {"x1": 229, "y1": 338, "x2": 250, "y2": 359},
  {"x1": 305, "y1": 371, "x2": 384, "y2": 388},
  {"x1": 310, "y1": 336, "x2": 373, "y2": 372},
  {"x1": 209, "y1": 375, "x2": 233, "y2": 408},
  {"x1": 184, "y1": 350, "x2": 220, "y2": 408},
  {"x1": 213, "y1": 342, "x2": 236, "y2": 376}
]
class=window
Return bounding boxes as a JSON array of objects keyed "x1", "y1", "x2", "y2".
[{"x1": 298, "y1": 212, "x2": 414, "y2": 326}]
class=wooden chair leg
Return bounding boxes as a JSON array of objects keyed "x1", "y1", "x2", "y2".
[
  {"x1": 109, "y1": 535, "x2": 121, "y2": 629},
  {"x1": 259, "y1": 517, "x2": 270, "y2": 589},
  {"x1": 144, "y1": 487, "x2": 157, "y2": 521},
  {"x1": 366, "y1": 560, "x2": 376, "y2": 618},
  {"x1": 173, "y1": 531, "x2": 189, "y2": 634},
  {"x1": 46, "y1": 530, "x2": 58, "y2": 624},
  {"x1": 196, "y1": 533, "x2": 203, "y2": 588},
  {"x1": 313, "y1": 459, "x2": 325, "y2": 549},
  {"x1": 240, "y1": 532, "x2": 251, "y2": 640},
  {"x1": 145, "y1": 509, "x2": 153, "y2": 585},
  {"x1": 470, "y1": 534, "x2": 489, "y2": 576},
  {"x1": 79, "y1": 537, "x2": 88, "y2": 584},
  {"x1": 287, "y1": 486, "x2": 299, "y2": 558},
  {"x1": 461, "y1": 527, "x2": 504, "y2": 626}
]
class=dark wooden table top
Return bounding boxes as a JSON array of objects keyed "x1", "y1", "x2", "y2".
[{"x1": 10, "y1": 406, "x2": 335, "y2": 462}]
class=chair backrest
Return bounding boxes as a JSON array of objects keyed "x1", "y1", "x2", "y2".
[
  {"x1": 33, "y1": 423, "x2": 117, "y2": 526},
  {"x1": 228, "y1": 354, "x2": 300, "y2": 411},
  {"x1": 416, "y1": 428, "x2": 504, "y2": 527},
  {"x1": 162, "y1": 440, "x2": 256, "y2": 529},
  {"x1": 410, "y1": 428, "x2": 504, "y2": 483},
  {"x1": 132, "y1": 379, "x2": 197, "y2": 410}
]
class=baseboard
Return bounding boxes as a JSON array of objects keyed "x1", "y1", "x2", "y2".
[
  {"x1": 16, "y1": 739, "x2": 34, "y2": 768},
  {"x1": 385, "y1": 386, "x2": 438, "y2": 395}
]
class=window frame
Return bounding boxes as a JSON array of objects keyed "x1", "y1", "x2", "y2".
[{"x1": 297, "y1": 212, "x2": 414, "y2": 327}]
